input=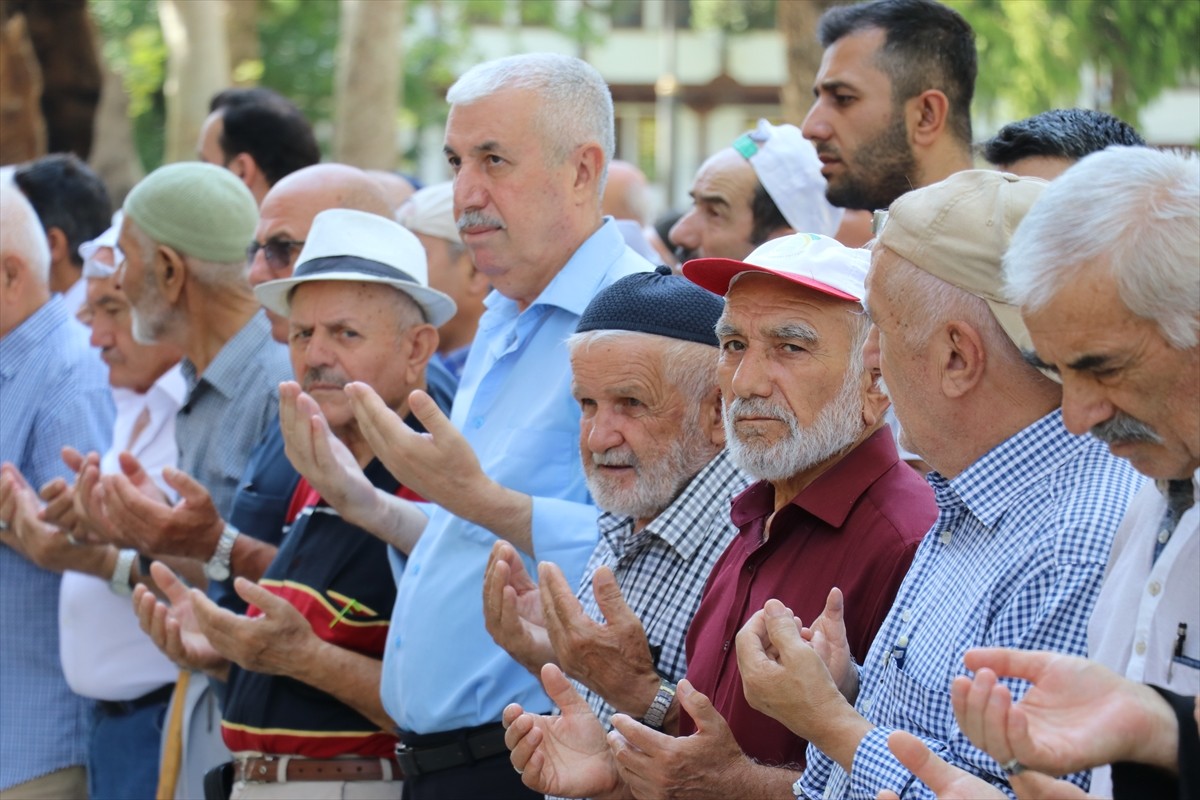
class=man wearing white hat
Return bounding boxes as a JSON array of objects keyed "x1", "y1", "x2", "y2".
[
  {"x1": 503, "y1": 234, "x2": 934, "y2": 799},
  {"x1": 669, "y1": 120, "x2": 845, "y2": 263},
  {"x1": 134, "y1": 208, "x2": 456, "y2": 800},
  {"x1": 397, "y1": 181, "x2": 489, "y2": 380}
]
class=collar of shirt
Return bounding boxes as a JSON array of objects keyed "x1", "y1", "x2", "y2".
[
  {"x1": 731, "y1": 426, "x2": 901, "y2": 532},
  {"x1": 929, "y1": 408, "x2": 1080, "y2": 528},
  {"x1": 180, "y1": 309, "x2": 272, "y2": 399},
  {"x1": 596, "y1": 449, "x2": 740, "y2": 562},
  {"x1": 480, "y1": 218, "x2": 633, "y2": 323},
  {"x1": 0, "y1": 296, "x2": 69, "y2": 382}
]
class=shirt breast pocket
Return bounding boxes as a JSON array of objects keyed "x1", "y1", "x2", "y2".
[{"x1": 877, "y1": 658, "x2": 951, "y2": 739}]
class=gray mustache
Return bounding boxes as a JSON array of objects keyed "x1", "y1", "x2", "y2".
[
  {"x1": 1091, "y1": 413, "x2": 1162, "y2": 445},
  {"x1": 457, "y1": 210, "x2": 506, "y2": 232}
]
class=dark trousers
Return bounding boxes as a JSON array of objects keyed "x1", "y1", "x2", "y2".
[{"x1": 400, "y1": 754, "x2": 540, "y2": 800}]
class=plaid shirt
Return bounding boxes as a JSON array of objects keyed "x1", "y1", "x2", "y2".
[
  {"x1": 572, "y1": 449, "x2": 751, "y2": 728},
  {"x1": 0, "y1": 297, "x2": 113, "y2": 789},
  {"x1": 175, "y1": 310, "x2": 290, "y2": 520},
  {"x1": 799, "y1": 410, "x2": 1145, "y2": 800}
]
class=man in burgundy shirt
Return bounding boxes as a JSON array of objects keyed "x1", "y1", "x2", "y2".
[{"x1": 502, "y1": 233, "x2": 935, "y2": 799}]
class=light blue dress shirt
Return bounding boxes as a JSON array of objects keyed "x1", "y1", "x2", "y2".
[
  {"x1": 0, "y1": 296, "x2": 114, "y2": 790},
  {"x1": 383, "y1": 219, "x2": 651, "y2": 734},
  {"x1": 798, "y1": 410, "x2": 1145, "y2": 800}
]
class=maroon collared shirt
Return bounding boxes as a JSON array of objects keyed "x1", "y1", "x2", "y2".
[{"x1": 679, "y1": 427, "x2": 936, "y2": 769}]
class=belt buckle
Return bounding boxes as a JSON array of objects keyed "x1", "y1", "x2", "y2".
[{"x1": 395, "y1": 744, "x2": 421, "y2": 778}]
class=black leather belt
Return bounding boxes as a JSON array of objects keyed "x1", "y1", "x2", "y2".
[
  {"x1": 96, "y1": 682, "x2": 175, "y2": 717},
  {"x1": 395, "y1": 723, "x2": 509, "y2": 777}
]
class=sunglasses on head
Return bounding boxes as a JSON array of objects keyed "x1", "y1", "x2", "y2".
[{"x1": 246, "y1": 237, "x2": 305, "y2": 271}]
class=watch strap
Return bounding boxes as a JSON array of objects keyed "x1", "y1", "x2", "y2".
[
  {"x1": 640, "y1": 678, "x2": 676, "y2": 730},
  {"x1": 109, "y1": 548, "x2": 137, "y2": 596}
]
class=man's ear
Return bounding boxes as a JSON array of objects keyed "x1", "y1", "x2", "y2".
[
  {"x1": 227, "y1": 153, "x2": 259, "y2": 187},
  {"x1": 938, "y1": 320, "x2": 986, "y2": 398},
  {"x1": 861, "y1": 368, "x2": 890, "y2": 429},
  {"x1": 1, "y1": 254, "x2": 23, "y2": 289},
  {"x1": 572, "y1": 143, "x2": 606, "y2": 201},
  {"x1": 908, "y1": 89, "x2": 951, "y2": 149},
  {"x1": 157, "y1": 246, "x2": 188, "y2": 305},
  {"x1": 701, "y1": 385, "x2": 726, "y2": 448},
  {"x1": 404, "y1": 323, "x2": 440, "y2": 385},
  {"x1": 46, "y1": 227, "x2": 70, "y2": 266}
]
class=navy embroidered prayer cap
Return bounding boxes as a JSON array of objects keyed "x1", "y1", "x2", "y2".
[
  {"x1": 575, "y1": 265, "x2": 724, "y2": 347},
  {"x1": 254, "y1": 208, "x2": 457, "y2": 326}
]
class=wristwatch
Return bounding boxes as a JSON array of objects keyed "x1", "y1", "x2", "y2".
[
  {"x1": 204, "y1": 524, "x2": 239, "y2": 582},
  {"x1": 108, "y1": 548, "x2": 137, "y2": 596},
  {"x1": 640, "y1": 677, "x2": 677, "y2": 730}
]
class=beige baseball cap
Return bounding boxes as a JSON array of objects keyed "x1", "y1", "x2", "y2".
[{"x1": 876, "y1": 170, "x2": 1048, "y2": 355}]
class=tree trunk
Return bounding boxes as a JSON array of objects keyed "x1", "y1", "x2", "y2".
[
  {"x1": 2, "y1": 0, "x2": 100, "y2": 159},
  {"x1": 226, "y1": 0, "x2": 261, "y2": 86},
  {"x1": 332, "y1": 0, "x2": 405, "y2": 169},
  {"x1": 158, "y1": 0, "x2": 231, "y2": 164},
  {"x1": 0, "y1": 12, "x2": 45, "y2": 164},
  {"x1": 88, "y1": 29, "x2": 144, "y2": 206},
  {"x1": 778, "y1": 0, "x2": 827, "y2": 127}
]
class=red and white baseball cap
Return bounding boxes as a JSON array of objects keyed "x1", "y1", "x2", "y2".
[{"x1": 682, "y1": 232, "x2": 869, "y2": 302}]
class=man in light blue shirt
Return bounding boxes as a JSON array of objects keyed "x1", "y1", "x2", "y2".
[
  {"x1": 342, "y1": 53, "x2": 651, "y2": 798},
  {"x1": 0, "y1": 177, "x2": 114, "y2": 797}
]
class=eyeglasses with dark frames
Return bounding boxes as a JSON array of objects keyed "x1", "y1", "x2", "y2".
[{"x1": 246, "y1": 237, "x2": 306, "y2": 272}]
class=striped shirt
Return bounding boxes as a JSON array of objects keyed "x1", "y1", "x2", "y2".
[
  {"x1": 0, "y1": 297, "x2": 114, "y2": 789},
  {"x1": 572, "y1": 449, "x2": 751, "y2": 728},
  {"x1": 798, "y1": 410, "x2": 1146, "y2": 800}
]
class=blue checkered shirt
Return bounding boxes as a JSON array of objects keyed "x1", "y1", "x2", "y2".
[
  {"x1": 0, "y1": 297, "x2": 114, "y2": 789},
  {"x1": 798, "y1": 410, "x2": 1145, "y2": 800},
  {"x1": 572, "y1": 449, "x2": 751, "y2": 728}
]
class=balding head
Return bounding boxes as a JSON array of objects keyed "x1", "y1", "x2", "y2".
[
  {"x1": 367, "y1": 170, "x2": 418, "y2": 215},
  {"x1": 602, "y1": 159, "x2": 651, "y2": 225},
  {"x1": 1, "y1": 177, "x2": 52, "y2": 337},
  {"x1": 251, "y1": 163, "x2": 393, "y2": 341}
]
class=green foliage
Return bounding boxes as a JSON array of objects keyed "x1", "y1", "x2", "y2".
[
  {"x1": 949, "y1": 0, "x2": 1200, "y2": 127},
  {"x1": 90, "y1": 0, "x2": 166, "y2": 168},
  {"x1": 690, "y1": 0, "x2": 776, "y2": 32}
]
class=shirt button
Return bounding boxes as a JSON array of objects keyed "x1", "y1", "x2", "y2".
[
  {"x1": 1135, "y1": 640, "x2": 1147, "y2": 655},
  {"x1": 1149, "y1": 581, "x2": 1162, "y2": 596},
  {"x1": 862, "y1": 699, "x2": 873, "y2": 713},
  {"x1": 897, "y1": 635, "x2": 909, "y2": 647},
  {"x1": 473, "y1": 416, "x2": 484, "y2": 429},
  {"x1": 901, "y1": 609, "x2": 911, "y2": 622},
  {"x1": 939, "y1": 530, "x2": 952, "y2": 544}
]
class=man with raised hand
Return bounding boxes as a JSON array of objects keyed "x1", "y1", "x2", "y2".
[
  {"x1": 735, "y1": 170, "x2": 1143, "y2": 800},
  {"x1": 483, "y1": 268, "x2": 747, "y2": 733},
  {"x1": 503, "y1": 234, "x2": 933, "y2": 799},
  {"x1": 134, "y1": 209, "x2": 455, "y2": 800},
  {"x1": 318, "y1": 53, "x2": 651, "y2": 799},
  {"x1": 1004, "y1": 145, "x2": 1199, "y2": 797}
]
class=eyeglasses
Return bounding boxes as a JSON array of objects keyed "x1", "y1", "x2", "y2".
[{"x1": 246, "y1": 237, "x2": 305, "y2": 272}]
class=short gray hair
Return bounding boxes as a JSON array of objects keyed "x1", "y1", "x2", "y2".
[
  {"x1": 879, "y1": 250, "x2": 1033, "y2": 375},
  {"x1": 131, "y1": 221, "x2": 248, "y2": 294},
  {"x1": 567, "y1": 329, "x2": 718, "y2": 411},
  {"x1": 0, "y1": 177, "x2": 51, "y2": 283},
  {"x1": 447, "y1": 53, "x2": 614, "y2": 197},
  {"x1": 1004, "y1": 146, "x2": 1199, "y2": 349}
]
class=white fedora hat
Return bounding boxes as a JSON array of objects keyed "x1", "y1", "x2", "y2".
[{"x1": 254, "y1": 208, "x2": 457, "y2": 327}]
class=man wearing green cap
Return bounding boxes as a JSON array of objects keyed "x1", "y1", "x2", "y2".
[{"x1": 111, "y1": 161, "x2": 292, "y2": 800}]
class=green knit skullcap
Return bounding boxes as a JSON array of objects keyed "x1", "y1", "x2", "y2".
[{"x1": 123, "y1": 162, "x2": 258, "y2": 263}]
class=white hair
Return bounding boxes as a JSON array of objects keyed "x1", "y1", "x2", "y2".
[
  {"x1": 567, "y1": 329, "x2": 718, "y2": 408},
  {"x1": 879, "y1": 250, "x2": 1032, "y2": 374},
  {"x1": 0, "y1": 178, "x2": 51, "y2": 283},
  {"x1": 129, "y1": 221, "x2": 247, "y2": 294},
  {"x1": 447, "y1": 53, "x2": 615, "y2": 197},
  {"x1": 1004, "y1": 146, "x2": 1200, "y2": 349}
]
